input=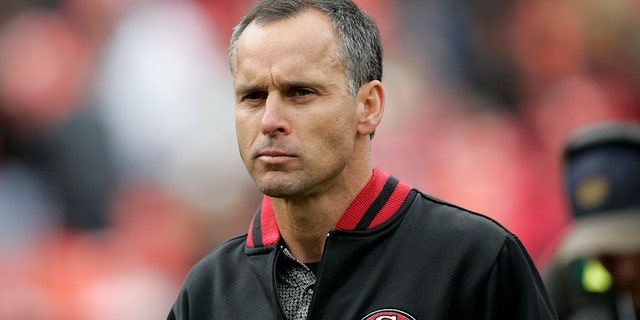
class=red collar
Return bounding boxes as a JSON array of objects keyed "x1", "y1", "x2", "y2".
[{"x1": 247, "y1": 168, "x2": 412, "y2": 248}]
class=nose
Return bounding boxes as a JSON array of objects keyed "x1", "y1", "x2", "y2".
[{"x1": 260, "y1": 94, "x2": 290, "y2": 135}]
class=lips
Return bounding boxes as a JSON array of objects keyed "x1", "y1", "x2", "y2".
[
  {"x1": 254, "y1": 149, "x2": 298, "y2": 164},
  {"x1": 257, "y1": 150, "x2": 294, "y2": 158}
]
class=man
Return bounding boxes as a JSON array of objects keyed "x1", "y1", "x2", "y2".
[
  {"x1": 168, "y1": 0, "x2": 557, "y2": 319},
  {"x1": 544, "y1": 121, "x2": 640, "y2": 320}
]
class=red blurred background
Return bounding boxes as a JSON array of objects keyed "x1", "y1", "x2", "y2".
[{"x1": 0, "y1": 0, "x2": 639, "y2": 318}]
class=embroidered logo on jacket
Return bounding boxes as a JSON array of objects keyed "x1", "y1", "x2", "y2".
[{"x1": 362, "y1": 309, "x2": 416, "y2": 320}]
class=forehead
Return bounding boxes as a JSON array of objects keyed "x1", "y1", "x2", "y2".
[{"x1": 233, "y1": 9, "x2": 343, "y2": 74}]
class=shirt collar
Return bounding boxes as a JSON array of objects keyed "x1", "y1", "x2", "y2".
[{"x1": 247, "y1": 168, "x2": 412, "y2": 248}]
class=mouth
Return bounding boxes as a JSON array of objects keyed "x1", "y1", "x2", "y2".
[{"x1": 255, "y1": 150, "x2": 297, "y2": 163}]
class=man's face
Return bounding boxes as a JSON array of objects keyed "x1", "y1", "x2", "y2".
[{"x1": 232, "y1": 10, "x2": 359, "y2": 199}]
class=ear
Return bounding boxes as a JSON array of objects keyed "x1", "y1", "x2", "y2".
[{"x1": 356, "y1": 80, "x2": 384, "y2": 137}]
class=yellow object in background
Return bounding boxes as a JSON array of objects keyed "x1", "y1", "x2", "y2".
[{"x1": 582, "y1": 259, "x2": 613, "y2": 293}]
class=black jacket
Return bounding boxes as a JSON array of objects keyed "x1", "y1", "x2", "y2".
[{"x1": 168, "y1": 169, "x2": 557, "y2": 319}]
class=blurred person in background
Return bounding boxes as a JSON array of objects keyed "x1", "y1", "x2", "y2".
[
  {"x1": 374, "y1": 0, "x2": 640, "y2": 267},
  {"x1": 544, "y1": 122, "x2": 640, "y2": 319},
  {"x1": 0, "y1": 2, "x2": 114, "y2": 231},
  {"x1": 0, "y1": 1, "x2": 125, "y2": 318},
  {"x1": 168, "y1": 0, "x2": 557, "y2": 319}
]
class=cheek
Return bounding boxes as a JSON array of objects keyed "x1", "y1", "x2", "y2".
[
  {"x1": 235, "y1": 115, "x2": 254, "y2": 154},
  {"x1": 315, "y1": 112, "x2": 357, "y2": 152}
]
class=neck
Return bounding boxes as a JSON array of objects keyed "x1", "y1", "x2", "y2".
[{"x1": 272, "y1": 164, "x2": 373, "y2": 263}]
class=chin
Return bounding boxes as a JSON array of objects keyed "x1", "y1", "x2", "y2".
[
  {"x1": 255, "y1": 178, "x2": 291, "y2": 197},
  {"x1": 260, "y1": 187, "x2": 294, "y2": 199},
  {"x1": 253, "y1": 170, "x2": 300, "y2": 195},
  {"x1": 258, "y1": 180, "x2": 309, "y2": 199}
]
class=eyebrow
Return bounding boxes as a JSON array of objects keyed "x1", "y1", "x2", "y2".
[
  {"x1": 235, "y1": 80, "x2": 327, "y2": 96},
  {"x1": 234, "y1": 84, "x2": 263, "y2": 98}
]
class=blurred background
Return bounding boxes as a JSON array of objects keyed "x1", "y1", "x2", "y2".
[{"x1": 0, "y1": 0, "x2": 639, "y2": 318}]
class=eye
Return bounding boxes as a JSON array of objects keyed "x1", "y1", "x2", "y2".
[
  {"x1": 244, "y1": 91, "x2": 267, "y2": 101},
  {"x1": 292, "y1": 88, "x2": 314, "y2": 97}
]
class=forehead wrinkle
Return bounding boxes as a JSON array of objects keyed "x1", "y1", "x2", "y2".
[{"x1": 234, "y1": 9, "x2": 346, "y2": 92}]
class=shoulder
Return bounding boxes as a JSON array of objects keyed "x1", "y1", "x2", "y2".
[
  {"x1": 404, "y1": 190, "x2": 516, "y2": 252},
  {"x1": 182, "y1": 234, "x2": 249, "y2": 285},
  {"x1": 411, "y1": 190, "x2": 511, "y2": 233},
  {"x1": 169, "y1": 234, "x2": 260, "y2": 318}
]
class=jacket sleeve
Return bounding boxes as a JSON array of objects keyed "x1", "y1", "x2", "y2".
[
  {"x1": 476, "y1": 235, "x2": 559, "y2": 320},
  {"x1": 166, "y1": 288, "x2": 188, "y2": 320}
]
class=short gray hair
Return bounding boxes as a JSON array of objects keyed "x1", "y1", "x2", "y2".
[{"x1": 229, "y1": 0, "x2": 383, "y2": 96}]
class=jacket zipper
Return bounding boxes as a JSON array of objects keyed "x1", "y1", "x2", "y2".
[
  {"x1": 305, "y1": 231, "x2": 333, "y2": 320},
  {"x1": 274, "y1": 245, "x2": 287, "y2": 320}
]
